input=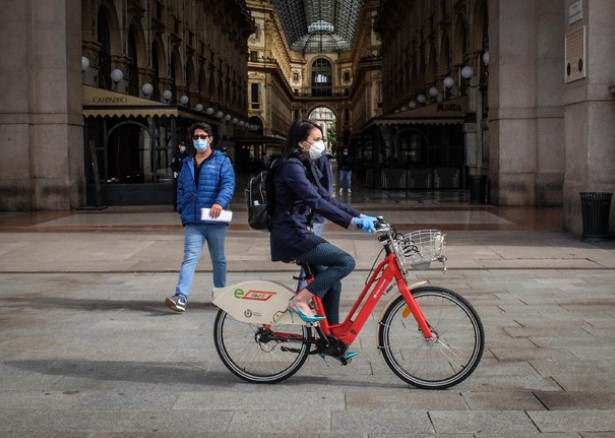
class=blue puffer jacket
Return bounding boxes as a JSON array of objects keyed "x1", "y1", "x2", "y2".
[
  {"x1": 270, "y1": 156, "x2": 360, "y2": 262},
  {"x1": 176, "y1": 150, "x2": 235, "y2": 225}
]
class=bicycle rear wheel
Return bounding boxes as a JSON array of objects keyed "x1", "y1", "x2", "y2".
[
  {"x1": 378, "y1": 286, "x2": 484, "y2": 389},
  {"x1": 213, "y1": 309, "x2": 311, "y2": 383}
]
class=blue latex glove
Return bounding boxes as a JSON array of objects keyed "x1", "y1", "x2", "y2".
[{"x1": 354, "y1": 215, "x2": 377, "y2": 233}]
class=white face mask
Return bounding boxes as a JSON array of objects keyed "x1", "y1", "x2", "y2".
[{"x1": 307, "y1": 140, "x2": 325, "y2": 160}]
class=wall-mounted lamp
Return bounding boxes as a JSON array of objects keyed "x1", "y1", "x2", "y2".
[
  {"x1": 443, "y1": 76, "x2": 455, "y2": 89},
  {"x1": 239, "y1": 121, "x2": 245, "y2": 127},
  {"x1": 81, "y1": 56, "x2": 90, "y2": 72},
  {"x1": 482, "y1": 51, "x2": 490, "y2": 66},
  {"x1": 408, "y1": 100, "x2": 417, "y2": 109},
  {"x1": 224, "y1": 114, "x2": 232, "y2": 121},
  {"x1": 461, "y1": 64, "x2": 487, "y2": 89},
  {"x1": 194, "y1": 103, "x2": 203, "y2": 112},
  {"x1": 232, "y1": 117, "x2": 238, "y2": 125},
  {"x1": 215, "y1": 111, "x2": 224, "y2": 118},
  {"x1": 179, "y1": 95, "x2": 189, "y2": 106},
  {"x1": 162, "y1": 89, "x2": 173, "y2": 103},
  {"x1": 142, "y1": 83, "x2": 154, "y2": 98},
  {"x1": 461, "y1": 65, "x2": 475, "y2": 80},
  {"x1": 205, "y1": 107, "x2": 215, "y2": 115},
  {"x1": 110, "y1": 69, "x2": 124, "y2": 90},
  {"x1": 429, "y1": 86, "x2": 439, "y2": 99},
  {"x1": 416, "y1": 94, "x2": 426, "y2": 104}
]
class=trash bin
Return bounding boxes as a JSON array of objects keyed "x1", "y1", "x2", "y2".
[
  {"x1": 469, "y1": 175, "x2": 487, "y2": 204},
  {"x1": 580, "y1": 192, "x2": 612, "y2": 242}
]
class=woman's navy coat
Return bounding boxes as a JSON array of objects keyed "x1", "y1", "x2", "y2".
[
  {"x1": 270, "y1": 157, "x2": 360, "y2": 262},
  {"x1": 176, "y1": 150, "x2": 235, "y2": 225}
]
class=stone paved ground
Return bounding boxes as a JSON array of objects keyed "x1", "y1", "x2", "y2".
[{"x1": 1, "y1": 203, "x2": 615, "y2": 436}]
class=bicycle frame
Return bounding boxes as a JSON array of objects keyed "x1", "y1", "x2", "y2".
[{"x1": 312, "y1": 252, "x2": 434, "y2": 349}]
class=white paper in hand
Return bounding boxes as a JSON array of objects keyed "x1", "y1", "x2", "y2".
[{"x1": 201, "y1": 208, "x2": 233, "y2": 223}]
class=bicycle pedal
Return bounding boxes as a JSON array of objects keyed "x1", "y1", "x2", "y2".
[{"x1": 318, "y1": 353, "x2": 330, "y2": 367}]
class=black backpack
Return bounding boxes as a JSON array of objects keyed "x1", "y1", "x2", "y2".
[{"x1": 245, "y1": 160, "x2": 278, "y2": 230}]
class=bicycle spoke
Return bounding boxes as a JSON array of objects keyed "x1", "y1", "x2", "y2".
[
  {"x1": 213, "y1": 310, "x2": 311, "y2": 383},
  {"x1": 378, "y1": 287, "x2": 484, "y2": 389}
]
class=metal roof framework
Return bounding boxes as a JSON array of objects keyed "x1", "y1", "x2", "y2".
[{"x1": 271, "y1": 0, "x2": 366, "y2": 53}]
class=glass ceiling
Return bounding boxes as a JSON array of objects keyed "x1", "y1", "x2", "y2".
[{"x1": 271, "y1": 0, "x2": 366, "y2": 53}]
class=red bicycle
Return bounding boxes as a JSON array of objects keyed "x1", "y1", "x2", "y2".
[{"x1": 213, "y1": 219, "x2": 484, "y2": 389}]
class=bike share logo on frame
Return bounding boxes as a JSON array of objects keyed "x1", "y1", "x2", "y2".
[
  {"x1": 232, "y1": 288, "x2": 275, "y2": 319},
  {"x1": 233, "y1": 288, "x2": 276, "y2": 301}
]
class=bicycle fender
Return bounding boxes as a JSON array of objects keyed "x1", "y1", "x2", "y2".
[
  {"x1": 213, "y1": 280, "x2": 305, "y2": 325},
  {"x1": 376, "y1": 280, "x2": 428, "y2": 343}
]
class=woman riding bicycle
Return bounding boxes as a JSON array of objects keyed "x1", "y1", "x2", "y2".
[{"x1": 269, "y1": 119, "x2": 377, "y2": 326}]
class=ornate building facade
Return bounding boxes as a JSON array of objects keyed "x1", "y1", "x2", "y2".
[
  {"x1": 1, "y1": 0, "x2": 614, "y2": 237},
  {"x1": 244, "y1": 0, "x2": 382, "y2": 162},
  {"x1": 0, "y1": 0, "x2": 254, "y2": 208}
]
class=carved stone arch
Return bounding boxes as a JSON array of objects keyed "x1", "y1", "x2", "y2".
[
  {"x1": 127, "y1": 19, "x2": 147, "y2": 95},
  {"x1": 81, "y1": 0, "x2": 96, "y2": 40},
  {"x1": 438, "y1": 32, "x2": 451, "y2": 74},
  {"x1": 306, "y1": 104, "x2": 339, "y2": 121},
  {"x1": 128, "y1": 19, "x2": 147, "y2": 68},
  {"x1": 152, "y1": 35, "x2": 168, "y2": 79},
  {"x1": 208, "y1": 69, "x2": 217, "y2": 101},
  {"x1": 97, "y1": 1, "x2": 122, "y2": 55},
  {"x1": 198, "y1": 64, "x2": 207, "y2": 98},
  {"x1": 417, "y1": 46, "x2": 426, "y2": 85},
  {"x1": 310, "y1": 56, "x2": 334, "y2": 97},
  {"x1": 170, "y1": 48, "x2": 184, "y2": 88},
  {"x1": 248, "y1": 115, "x2": 264, "y2": 135},
  {"x1": 95, "y1": 3, "x2": 119, "y2": 89},
  {"x1": 471, "y1": 0, "x2": 489, "y2": 52},
  {"x1": 218, "y1": 71, "x2": 225, "y2": 105},
  {"x1": 451, "y1": 13, "x2": 466, "y2": 66},
  {"x1": 185, "y1": 57, "x2": 196, "y2": 94},
  {"x1": 426, "y1": 41, "x2": 437, "y2": 81}
]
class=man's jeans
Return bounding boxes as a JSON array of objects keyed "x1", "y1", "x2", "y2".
[
  {"x1": 175, "y1": 223, "x2": 228, "y2": 299},
  {"x1": 340, "y1": 169, "x2": 352, "y2": 189}
]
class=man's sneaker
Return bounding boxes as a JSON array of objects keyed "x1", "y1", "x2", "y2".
[{"x1": 165, "y1": 295, "x2": 187, "y2": 312}]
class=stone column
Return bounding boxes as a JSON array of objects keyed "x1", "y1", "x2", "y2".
[
  {"x1": 488, "y1": 0, "x2": 565, "y2": 206},
  {"x1": 563, "y1": 0, "x2": 615, "y2": 234},
  {"x1": 0, "y1": 0, "x2": 84, "y2": 210}
]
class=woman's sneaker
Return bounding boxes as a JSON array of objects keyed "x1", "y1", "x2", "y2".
[{"x1": 165, "y1": 295, "x2": 187, "y2": 312}]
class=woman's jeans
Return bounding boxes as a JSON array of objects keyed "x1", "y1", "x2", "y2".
[
  {"x1": 296, "y1": 241, "x2": 356, "y2": 325},
  {"x1": 296, "y1": 222, "x2": 324, "y2": 291},
  {"x1": 175, "y1": 223, "x2": 228, "y2": 299}
]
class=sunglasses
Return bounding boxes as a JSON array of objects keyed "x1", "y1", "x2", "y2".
[{"x1": 192, "y1": 135, "x2": 210, "y2": 140}]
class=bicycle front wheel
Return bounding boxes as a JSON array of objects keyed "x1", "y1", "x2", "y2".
[
  {"x1": 213, "y1": 309, "x2": 311, "y2": 383},
  {"x1": 378, "y1": 286, "x2": 484, "y2": 389}
]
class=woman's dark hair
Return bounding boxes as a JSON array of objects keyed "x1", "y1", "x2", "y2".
[{"x1": 281, "y1": 119, "x2": 322, "y2": 160}]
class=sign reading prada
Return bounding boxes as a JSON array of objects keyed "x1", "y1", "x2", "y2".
[{"x1": 437, "y1": 103, "x2": 463, "y2": 113}]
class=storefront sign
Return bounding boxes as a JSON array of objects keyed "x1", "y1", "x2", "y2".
[{"x1": 437, "y1": 103, "x2": 462, "y2": 113}]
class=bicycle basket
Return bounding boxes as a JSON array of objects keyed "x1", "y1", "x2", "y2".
[{"x1": 396, "y1": 229, "x2": 446, "y2": 270}]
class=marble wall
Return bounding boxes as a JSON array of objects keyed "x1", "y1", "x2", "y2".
[
  {"x1": 563, "y1": 0, "x2": 615, "y2": 234},
  {"x1": 0, "y1": 0, "x2": 84, "y2": 210},
  {"x1": 489, "y1": 0, "x2": 565, "y2": 207}
]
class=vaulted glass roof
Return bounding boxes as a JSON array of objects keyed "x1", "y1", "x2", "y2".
[{"x1": 271, "y1": 0, "x2": 366, "y2": 53}]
